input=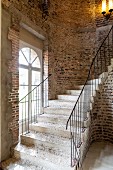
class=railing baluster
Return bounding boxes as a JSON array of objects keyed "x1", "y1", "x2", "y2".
[
  {"x1": 19, "y1": 75, "x2": 51, "y2": 135},
  {"x1": 25, "y1": 97, "x2": 27, "y2": 133},
  {"x1": 66, "y1": 26, "x2": 113, "y2": 169},
  {"x1": 22, "y1": 102, "x2": 23, "y2": 135},
  {"x1": 36, "y1": 88, "x2": 38, "y2": 122},
  {"x1": 38, "y1": 86, "x2": 39, "y2": 115}
]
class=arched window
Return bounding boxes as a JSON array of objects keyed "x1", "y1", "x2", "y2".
[{"x1": 19, "y1": 47, "x2": 42, "y2": 120}]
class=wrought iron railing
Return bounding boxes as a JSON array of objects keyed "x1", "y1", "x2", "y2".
[
  {"x1": 19, "y1": 74, "x2": 51, "y2": 135},
  {"x1": 66, "y1": 26, "x2": 113, "y2": 169}
]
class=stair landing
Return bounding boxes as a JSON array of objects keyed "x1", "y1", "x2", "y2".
[{"x1": 83, "y1": 142, "x2": 113, "y2": 170}]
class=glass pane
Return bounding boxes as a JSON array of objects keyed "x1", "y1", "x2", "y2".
[
  {"x1": 19, "y1": 86, "x2": 28, "y2": 101},
  {"x1": 19, "y1": 68, "x2": 28, "y2": 101},
  {"x1": 19, "y1": 101, "x2": 28, "y2": 120},
  {"x1": 21, "y1": 48, "x2": 30, "y2": 63},
  {"x1": 32, "y1": 57, "x2": 41, "y2": 68},
  {"x1": 31, "y1": 49, "x2": 40, "y2": 68},
  {"x1": 19, "y1": 50, "x2": 28, "y2": 65},
  {"x1": 32, "y1": 71, "x2": 40, "y2": 86},
  {"x1": 32, "y1": 71, "x2": 41, "y2": 114},
  {"x1": 19, "y1": 68, "x2": 28, "y2": 85}
]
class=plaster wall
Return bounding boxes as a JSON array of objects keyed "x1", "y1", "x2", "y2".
[{"x1": 1, "y1": 8, "x2": 12, "y2": 161}]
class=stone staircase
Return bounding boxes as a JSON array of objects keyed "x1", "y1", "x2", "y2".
[
  {"x1": 2, "y1": 68, "x2": 110, "y2": 170},
  {"x1": 2, "y1": 87, "x2": 90, "y2": 170}
]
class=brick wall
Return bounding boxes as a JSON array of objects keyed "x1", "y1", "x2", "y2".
[
  {"x1": 8, "y1": 27, "x2": 19, "y2": 144},
  {"x1": 89, "y1": 0, "x2": 113, "y2": 144},
  {"x1": 90, "y1": 70, "x2": 113, "y2": 143},
  {"x1": 2, "y1": 0, "x2": 96, "y2": 99}
]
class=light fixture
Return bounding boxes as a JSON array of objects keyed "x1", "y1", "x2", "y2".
[{"x1": 102, "y1": 0, "x2": 113, "y2": 20}]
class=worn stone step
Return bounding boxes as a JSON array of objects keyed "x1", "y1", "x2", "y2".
[
  {"x1": 37, "y1": 114, "x2": 89, "y2": 127},
  {"x1": 44, "y1": 107, "x2": 90, "y2": 119},
  {"x1": 66, "y1": 90, "x2": 81, "y2": 95},
  {"x1": 87, "y1": 78, "x2": 101, "y2": 85},
  {"x1": 29, "y1": 122, "x2": 71, "y2": 138},
  {"x1": 14, "y1": 144, "x2": 73, "y2": 170},
  {"x1": 57, "y1": 95, "x2": 79, "y2": 101},
  {"x1": 99, "y1": 72, "x2": 108, "y2": 79},
  {"x1": 29, "y1": 122, "x2": 84, "y2": 139},
  {"x1": 111, "y1": 58, "x2": 113, "y2": 66},
  {"x1": 108, "y1": 65, "x2": 113, "y2": 72},
  {"x1": 21, "y1": 132, "x2": 71, "y2": 155},
  {"x1": 2, "y1": 158, "x2": 46, "y2": 170},
  {"x1": 48, "y1": 100, "x2": 75, "y2": 109},
  {"x1": 37, "y1": 113, "x2": 69, "y2": 125},
  {"x1": 44, "y1": 107, "x2": 72, "y2": 116},
  {"x1": 73, "y1": 85, "x2": 84, "y2": 90}
]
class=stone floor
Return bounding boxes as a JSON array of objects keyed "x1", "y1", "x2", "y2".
[{"x1": 82, "y1": 141, "x2": 113, "y2": 170}]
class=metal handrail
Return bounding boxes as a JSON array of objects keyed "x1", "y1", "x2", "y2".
[
  {"x1": 66, "y1": 25, "x2": 113, "y2": 130},
  {"x1": 66, "y1": 25, "x2": 113, "y2": 168},
  {"x1": 19, "y1": 74, "x2": 52, "y2": 135},
  {"x1": 19, "y1": 74, "x2": 52, "y2": 102}
]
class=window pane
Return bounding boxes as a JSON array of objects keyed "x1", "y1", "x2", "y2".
[
  {"x1": 19, "y1": 50, "x2": 28, "y2": 65},
  {"x1": 32, "y1": 71, "x2": 40, "y2": 86},
  {"x1": 19, "y1": 86, "x2": 28, "y2": 101},
  {"x1": 21, "y1": 48, "x2": 30, "y2": 63},
  {"x1": 31, "y1": 49, "x2": 40, "y2": 68},
  {"x1": 19, "y1": 68, "x2": 28, "y2": 85}
]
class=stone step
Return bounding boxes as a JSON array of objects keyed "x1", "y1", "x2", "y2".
[
  {"x1": 87, "y1": 78, "x2": 101, "y2": 85},
  {"x1": 14, "y1": 144, "x2": 73, "y2": 170},
  {"x1": 29, "y1": 122, "x2": 84, "y2": 138},
  {"x1": 108, "y1": 65, "x2": 113, "y2": 72},
  {"x1": 57, "y1": 94, "x2": 79, "y2": 101},
  {"x1": 2, "y1": 158, "x2": 46, "y2": 170},
  {"x1": 66, "y1": 90, "x2": 81, "y2": 95},
  {"x1": 29, "y1": 122, "x2": 70, "y2": 138},
  {"x1": 44, "y1": 107, "x2": 72, "y2": 116},
  {"x1": 44, "y1": 107, "x2": 89, "y2": 119},
  {"x1": 111, "y1": 58, "x2": 113, "y2": 66},
  {"x1": 48, "y1": 100, "x2": 75, "y2": 109},
  {"x1": 37, "y1": 114, "x2": 89, "y2": 127},
  {"x1": 99, "y1": 72, "x2": 108, "y2": 79},
  {"x1": 37, "y1": 113, "x2": 69, "y2": 125},
  {"x1": 21, "y1": 132, "x2": 71, "y2": 155},
  {"x1": 73, "y1": 85, "x2": 84, "y2": 90},
  {"x1": 29, "y1": 122, "x2": 71, "y2": 138}
]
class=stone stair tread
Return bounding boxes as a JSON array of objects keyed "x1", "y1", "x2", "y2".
[
  {"x1": 2, "y1": 158, "x2": 55, "y2": 170},
  {"x1": 30, "y1": 122, "x2": 82, "y2": 132},
  {"x1": 44, "y1": 107, "x2": 89, "y2": 118},
  {"x1": 21, "y1": 131, "x2": 70, "y2": 147},
  {"x1": 49, "y1": 99, "x2": 76, "y2": 103},
  {"x1": 39, "y1": 113, "x2": 69, "y2": 119},
  {"x1": 44, "y1": 107, "x2": 72, "y2": 112},
  {"x1": 14, "y1": 143, "x2": 72, "y2": 170},
  {"x1": 67, "y1": 89, "x2": 81, "y2": 92},
  {"x1": 58, "y1": 94, "x2": 79, "y2": 97},
  {"x1": 38, "y1": 113, "x2": 85, "y2": 122}
]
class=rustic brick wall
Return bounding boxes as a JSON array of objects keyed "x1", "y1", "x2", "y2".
[
  {"x1": 89, "y1": 0, "x2": 113, "y2": 144},
  {"x1": 2, "y1": 0, "x2": 96, "y2": 98},
  {"x1": 8, "y1": 27, "x2": 19, "y2": 144},
  {"x1": 90, "y1": 70, "x2": 113, "y2": 143}
]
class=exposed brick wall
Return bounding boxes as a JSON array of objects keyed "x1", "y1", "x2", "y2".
[
  {"x1": 90, "y1": 70, "x2": 113, "y2": 143},
  {"x1": 8, "y1": 27, "x2": 19, "y2": 144},
  {"x1": 2, "y1": 0, "x2": 96, "y2": 99}
]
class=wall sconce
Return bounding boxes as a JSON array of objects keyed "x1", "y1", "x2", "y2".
[
  {"x1": 102, "y1": 0, "x2": 113, "y2": 20},
  {"x1": 39, "y1": 0, "x2": 50, "y2": 19}
]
